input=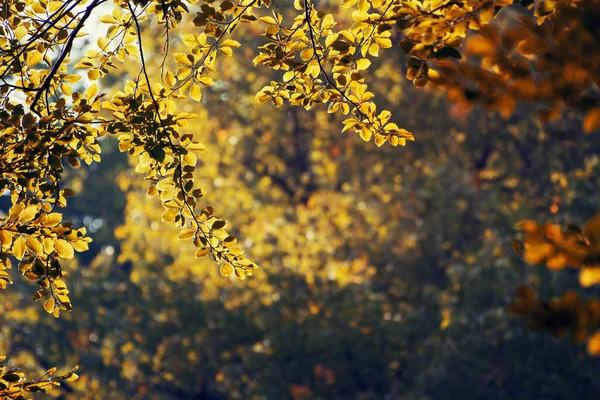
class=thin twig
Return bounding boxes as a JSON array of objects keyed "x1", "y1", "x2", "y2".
[{"x1": 30, "y1": 0, "x2": 103, "y2": 116}]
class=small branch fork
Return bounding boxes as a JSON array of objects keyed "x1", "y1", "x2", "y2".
[{"x1": 30, "y1": 0, "x2": 106, "y2": 116}]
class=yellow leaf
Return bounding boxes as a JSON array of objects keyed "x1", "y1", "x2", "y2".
[
  {"x1": 220, "y1": 263, "x2": 234, "y2": 277},
  {"x1": 43, "y1": 237, "x2": 54, "y2": 254},
  {"x1": 259, "y1": 16, "x2": 277, "y2": 25},
  {"x1": 26, "y1": 237, "x2": 43, "y2": 255},
  {"x1": 187, "y1": 142, "x2": 206, "y2": 151},
  {"x1": 580, "y1": 267, "x2": 600, "y2": 287},
  {"x1": 42, "y1": 213, "x2": 62, "y2": 226},
  {"x1": 18, "y1": 205, "x2": 38, "y2": 222},
  {"x1": 197, "y1": 75, "x2": 214, "y2": 86},
  {"x1": 161, "y1": 209, "x2": 178, "y2": 222},
  {"x1": 190, "y1": 84, "x2": 202, "y2": 101},
  {"x1": 100, "y1": 15, "x2": 117, "y2": 24},
  {"x1": 583, "y1": 108, "x2": 600, "y2": 133},
  {"x1": 15, "y1": 25, "x2": 27, "y2": 41},
  {"x1": 588, "y1": 331, "x2": 600, "y2": 355},
  {"x1": 160, "y1": 188, "x2": 177, "y2": 202},
  {"x1": 375, "y1": 37, "x2": 392, "y2": 48},
  {"x1": 0, "y1": 230, "x2": 13, "y2": 247},
  {"x1": 465, "y1": 34, "x2": 495, "y2": 56},
  {"x1": 61, "y1": 83, "x2": 72, "y2": 96},
  {"x1": 27, "y1": 51, "x2": 43, "y2": 66},
  {"x1": 497, "y1": 93, "x2": 515, "y2": 120},
  {"x1": 178, "y1": 228, "x2": 195, "y2": 240},
  {"x1": 300, "y1": 48, "x2": 313, "y2": 61},
  {"x1": 97, "y1": 37, "x2": 109, "y2": 50},
  {"x1": 54, "y1": 239, "x2": 74, "y2": 259},
  {"x1": 88, "y1": 69, "x2": 100, "y2": 80},
  {"x1": 359, "y1": 127, "x2": 372, "y2": 141},
  {"x1": 174, "y1": 53, "x2": 192, "y2": 66},
  {"x1": 352, "y1": 10, "x2": 369, "y2": 22},
  {"x1": 44, "y1": 298, "x2": 55, "y2": 313},
  {"x1": 374, "y1": 135, "x2": 386, "y2": 147},
  {"x1": 195, "y1": 248, "x2": 210, "y2": 257},
  {"x1": 86, "y1": 83, "x2": 98, "y2": 101},
  {"x1": 165, "y1": 71, "x2": 176, "y2": 87},
  {"x1": 234, "y1": 267, "x2": 246, "y2": 280},
  {"x1": 440, "y1": 309, "x2": 451, "y2": 330},
  {"x1": 156, "y1": 178, "x2": 174, "y2": 191},
  {"x1": 13, "y1": 236, "x2": 26, "y2": 260},
  {"x1": 72, "y1": 240, "x2": 89, "y2": 252},
  {"x1": 325, "y1": 33, "x2": 339, "y2": 48},
  {"x1": 321, "y1": 14, "x2": 335, "y2": 30},
  {"x1": 368, "y1": 43, "x2": 379, "y2": 57},
  {"x1": 221, "y1": 39, "x2": 241, "y2": 48},
  {"x1": 63, "y1": 74, "x2": 82, "y2": 84},
  {"x1": 183, "y1": 152, "x2": 197, "y2": 166},
  {"x1": 177, "y1": 67, "x2": 192, "y2": 80},
  {"x1": 66, "y1": 373, "x2": 79, "y2": 382},
  {"x1": 219, "y1": 47, "x2": 233, "y2": 56},
  {"x1": 356, "y1": 58, "x2": 371, "y2": 71},
  {"x1": 49, "y1": 1, "x2": 64, "y2": 12},
  {"x1": 182, "y1": 33, "x2": 199, "y2": 47}
]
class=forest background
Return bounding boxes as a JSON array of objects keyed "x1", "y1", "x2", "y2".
[{"x1": 1, "y1": 0, "x2": 600, "y2": 398}]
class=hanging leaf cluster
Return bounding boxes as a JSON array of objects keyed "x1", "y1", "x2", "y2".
[
  {"x1": 0, "y1": 356, "x2": 78, "y2": 398},
  {"x1": 512, "y1": 214, "x2": 600, "y2": 355}
]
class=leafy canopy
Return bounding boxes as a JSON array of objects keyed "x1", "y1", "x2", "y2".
[{"x1": 0, "y1": 0, "x2": 599, "y2": 394}]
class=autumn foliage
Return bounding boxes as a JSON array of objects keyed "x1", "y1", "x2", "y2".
[
  {"x1": 0, "y1": 0, "x2": 599, "y2": 397},
  {"x1": 511, "y1": 214, "x2": 600, "y2": 354}
]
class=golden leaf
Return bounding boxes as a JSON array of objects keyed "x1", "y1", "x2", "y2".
[
  {"x1": 86, "y1": 83, "x2": 98, "y2": 101},
  {"x1": 182, "y1": 34, "x2": 199, "y2": 48},
  {"x1": 587, "y1": 331, "x2": 600, "y2": 355},
  {"x1": 54, "y1": 239, "x2": 74, "y2": 260},
  {"x1": 44, "y1": 298, "x2": 55, "y2": 313},
  {"x1": 61, "y1": 83, "x2": 72, "y2": 96},
  {"x1": 42, "y1": 213, "x2": 62, "y2": 226},
  {"x1": 97, "y1": 37, "x2": 109, "y2": 50},
  {"x1": 174, "y1": 53, "x2": 192, "y2": 66},
  {"x1": 219, "y1": 47, "x2": 233, "y2": 56},
  {"x1": 187, "y1": 142, "x2": 206, "y2": 151},
  {"x1": 580, "y1": 267, "x2": 600, "y2": 288},
  {"x1": 88, "y1": 69, "x2": 100, "y2": 80},
  {"x1": 195, "y1": 248, "x2": 210, "y2": 258},
  {"x1": 583, "y1": 108, "x2": 600, "y2": 134},
  {"x1": 221, "y1": 39, "x2": 241, "y2": 48},
  {"x1": 190, "y1": 84, "x2": 202, "y2": 101},
  {"x1": 465, "y1": 34, "x2": 495, "y2": 56},
  {"x1": 359, "y1": 127, "x2": 372, "y2": 141},
  {"x1": 197, "y1": 75, "x2": 214, "y2": 86},
  {"x1": 356, "y1": 58, "x2": 371, "y2": 71},
  {"x1": 15, "y1": 25, "x2": 27, "y2": 41},
  {"x1": 27, "y1": 51, "x2": 43, "y2": 66},
  {"x1": 13, "y1": 236, "x2": 26, "y2": 260},
  {"x1": 72, "y1": 240, "x2": 89, "y2": 252},
  {"x1": 259, "y1": 16, "x2": 277, "y2": 25},
  {"x1": 440, "y1": 309, "x2": 451, "y2": 330},
  {"x1": 178, "y1": 229, "x2": 195, "y2": 240},
  {"x1": 220, "y1": 263, "x2": 234, "y2": 277},
  {"x1": 0, "y1": 230, "x2": 13, "y2": 247},
  {"x1": 43, "y1": 237, "x2": 54, "y2": 254},
  {"x1": 25, "y1": 237, "x2": 43, "y2": 255},
  {"x1": 165, "y1": 71, "x2": 176, "y2": 87},
  {"x1": 19, "y1": 205, "x2": 38, "y2": 222}
]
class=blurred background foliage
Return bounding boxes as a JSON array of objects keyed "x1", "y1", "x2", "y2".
[{"x1": 2, "y1": 1, "x2": 600, "y2": 399}]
